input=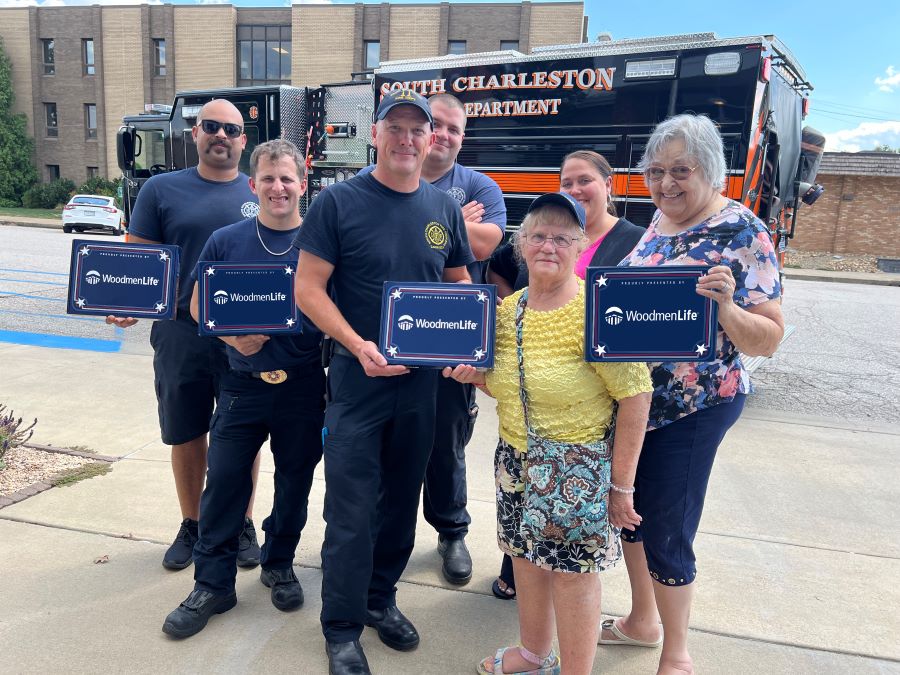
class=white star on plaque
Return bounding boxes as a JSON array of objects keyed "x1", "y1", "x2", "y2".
[
  {"x1": 695, "y1": 343, "x2": 708, "y2": 357},
  {"x1": 206, "y1": 320, "x2": 216, "y2": 329},
  {"x1": 284, "y1": 265, "x2": 293, "y2": 275},
  {"x1": 205, "y1": 267, "x2": 216, "y2": 276},
  {"x1": 155, "y1": 302, "x2": 165, "y2": 312},
  {"x1": 595, "y1": 275, "x2": 608, "y2": 288},
  {"x1": 390, "y1": 289, "x2": 402, "y2": 300},
  {"x1": 476, "y1": 291, "x2": 487, "y2": 303},
  {"x1": 75, "y1": 298, "x2": 86, "y2": 308},
  {"x1": 286, "y1": 318, "x2": 296, "y2": 327},
  {"x1": 79, "y1": 246, "x2": 90, "y2": 256},
  {"x1": 387, "y1": 345, "x2": 398, "y2": 357},
  {"x1": 474, "y1": 348, "x2": 485, "y2": 359},
  {"x1": 159, "y1": 251, "x2": 170, "y2": 262},
  {"x1": 594, "y1": 344, "x2": 607, "y2": 357}
]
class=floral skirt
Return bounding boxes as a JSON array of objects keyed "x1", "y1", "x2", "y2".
[{"x1": 495, "y1": 438, "x2": 622, "y2": 573}]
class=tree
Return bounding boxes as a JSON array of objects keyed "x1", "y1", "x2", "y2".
[
  {"x1": 0, "y1": 36, "x2": 39, "y2": 206},
  {"x1": 872, "y1": 143, "x2": 900, "y2": 153}
]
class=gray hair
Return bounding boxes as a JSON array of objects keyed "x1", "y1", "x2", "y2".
[
  {"x1": 637, "y1": 114, "x2": 726, "y2": 190},
  {"x1": 512, "y1": 203, "x2": 586, "y2": 262},
  {"x1": 249, "y1": 139, "x2": 306, "y2": 179}
]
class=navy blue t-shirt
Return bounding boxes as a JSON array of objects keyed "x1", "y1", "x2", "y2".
[
  {"x1": 129, "y1": 167, "x2": 258, "y2": 315},
  {"x1": 192, "y1": 217, "x2": 322, "y2": 372},
  {"x1": 294, "y1": 172, "x2": 474, "y2": 344},
  {"x1": 359, "y1": 163, "x2": 506, "y2": 283}
]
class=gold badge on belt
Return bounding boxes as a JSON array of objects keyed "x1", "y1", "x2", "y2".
[{"x1": 260, "y1": 370, "x2": 287, "y2": 384}]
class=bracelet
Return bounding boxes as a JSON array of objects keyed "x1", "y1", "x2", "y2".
[{"x1": 610, "y1": 483, "x2": 635, "y2": 495}]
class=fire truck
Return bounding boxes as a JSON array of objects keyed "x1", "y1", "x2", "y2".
[{"x1": 117, "y1": 32, "x2": 824, "y2": 263}]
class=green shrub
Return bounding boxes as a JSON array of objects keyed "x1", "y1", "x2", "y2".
[
  {"x1": 0, "y1": 196, "x2": 19, "y2": 208},
  {"x1": 77, "y1": 176, "x2": 117, "y2": 198},
  {"x1": 21, "y1": 178, "x2": 74, "y2": 209}
]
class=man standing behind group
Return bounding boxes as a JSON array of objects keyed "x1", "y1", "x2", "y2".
[
  {"x1": 108, "y1": 99, "x2": 263, "y2": 571},
  {"x1": 162, "y1": 140, "x2": 325, "y2": 639},
  {"x1": 294, "y1": 89, "x2": 474, "y2": 675}
]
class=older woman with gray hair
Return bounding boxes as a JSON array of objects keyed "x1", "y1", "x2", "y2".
[
  {"x1": 599, "y1": 114, "x2": 785, "y2": 675},
  {"x1": 445, "y1": 192, "x2": 651, "y2": 675}
]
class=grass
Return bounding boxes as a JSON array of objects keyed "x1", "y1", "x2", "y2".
[
  {"x1": 0, "y1": 206, "x2": 62, "y2": 220},
  {"x1": 51, "y1": 462, "x2": 111, "y2": 487}
]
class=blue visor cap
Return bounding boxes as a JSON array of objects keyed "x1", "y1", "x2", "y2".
[
  {"x1": 375, "y1": 89, "x2": 434, "y2": 126},
  {"x1": 526, "y1": 192, "x2": 586, "y2": 230}
]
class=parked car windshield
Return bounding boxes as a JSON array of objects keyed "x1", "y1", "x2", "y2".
[{"x1": 72, "y1": 196, "x2": 113, "y2": 206}]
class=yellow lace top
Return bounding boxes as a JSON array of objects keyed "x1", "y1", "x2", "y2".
[{"x1": 485, "y1": 279, "x2": 652, "y2": 449}]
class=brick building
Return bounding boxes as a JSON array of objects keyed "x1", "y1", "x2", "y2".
[
  {"x1": 0, "y1": 1, "x2": 586, "y2": 184},
  {"x1": 793, "y1": 152, "x2": 900, "y2": 258}
]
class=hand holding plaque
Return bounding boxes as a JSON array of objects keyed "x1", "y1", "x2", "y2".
[{"x1": 585, "y1": 265, "x2": 718, "y2": 362}]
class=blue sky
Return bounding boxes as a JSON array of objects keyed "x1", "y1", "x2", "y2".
[{"x1": 13, "y1": 0, "x2": 900, "y2": 152}]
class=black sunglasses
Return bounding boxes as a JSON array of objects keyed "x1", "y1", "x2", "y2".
[{"x1": 199, "y1": 119, "x2": 243, "y2": 138}]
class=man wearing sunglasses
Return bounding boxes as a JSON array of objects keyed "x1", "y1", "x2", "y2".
[{"x1": 107, "y1": 99, "x2": 263, "y2": 574}]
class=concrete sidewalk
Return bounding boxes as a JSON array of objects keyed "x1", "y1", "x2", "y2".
[{"x1": 1, "y1": 339, "x2": 898, "y2": 674}]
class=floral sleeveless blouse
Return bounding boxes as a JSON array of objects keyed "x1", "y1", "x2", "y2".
[{"x1": 620, "y1": 200, "x2": 781, "y2": 430}]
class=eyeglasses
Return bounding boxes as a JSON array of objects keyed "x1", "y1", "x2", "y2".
[
  {"x1": 644, "y1": 165, "x2": 698, "y2": 182},
  {"x1": 525, "y1": 233, "x2": 581, "y2": 248},
  {"x1": 199, "y1": 119, "x2": 244, "y2": 139}
]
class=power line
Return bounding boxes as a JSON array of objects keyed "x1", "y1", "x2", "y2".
[
  {"x1": 808, "y1": 108, "x2": 899, "y2": 123},
  {"x1": 813, "y1": 98, "x2": 900, "y2": 116}
]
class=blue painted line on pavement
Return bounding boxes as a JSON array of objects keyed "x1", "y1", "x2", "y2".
[
  {"x1": 0, "y1": 329, "x2": 121, "y2": 352},
  {"x1": 0, "y1": 292, "x2": 65, "y2": 302},
  {"x1": 0, "y1": 277, "x2": 68, "y2": 286},
  {"x1": 0, "y1": 268, "x2": 68, "y2": 277}
]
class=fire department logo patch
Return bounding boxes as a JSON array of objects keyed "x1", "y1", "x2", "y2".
[
  {"x1": 424, "y1": 222, "x2": 448, "y2": 250},
  {"x1": 447, "y1": 187, "x2": 467, "y2": 205},
  {"x1": 240, "y1": 202, "x2": 259, "y2": 218},
  {"x1": 249, "y1": 106, "x2": 259, "y2": 120}
]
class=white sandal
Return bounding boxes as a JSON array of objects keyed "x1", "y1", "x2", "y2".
[
  {"x1": 598, "y1": 618, "x2": 662, "y2": 648},
  {"x1": 476, "y1": 645, "x2": 561, "y2": 675}
]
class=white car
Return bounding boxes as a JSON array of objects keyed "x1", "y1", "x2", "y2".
[{"x1": 62, "y1": 195, "x2": 125, "y2": 235}]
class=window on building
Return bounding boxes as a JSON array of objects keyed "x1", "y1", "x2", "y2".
[
  {"x1": 448, "y1": 40, "x2": 466, "y2": 56},
  {"x1": 42, "y1": 39, "x2": 55, "y2": 75},
  {"x1": 87, "y1": 166, "x2": 99, "y2": 179},
  {"x1": 45, "y1": 103, "x2": 58, "y2": 138},
  {"x1": 153, "y1": 39, "x2": 167, "y2": 77},
  {"x1": 500, "y1": 40, "x2": 519, "y2": 51},
  {"x1": 364, "y1": 41, "x2": 380, "y2": 70},
  {"x1": 46, "y1": 165, "x2": 60, "y2": 181},
  {"x1": 84, "y1": 104, "x2": 97, "y2": 140},
  {"x1": 82, "y1": 39, "x2": 95, "y2": 76},
  {"x1": 237, "y1": 25, "x2": 291, "y2": 87}
]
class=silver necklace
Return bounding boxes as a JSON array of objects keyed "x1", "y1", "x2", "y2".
[{"x1": 256, "y1": 217, "x2": 293, "y2": 256}]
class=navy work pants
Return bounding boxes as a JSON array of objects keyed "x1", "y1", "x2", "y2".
[
  {"x1": 193, "y1": 368, "x2": 325, "y2": 594},
  {"x1": 319, "y1": 355, "x2": 438, "y2": 642},
  {"x1": 422, "y1": 377, "x2": 477, "y2": 539}
]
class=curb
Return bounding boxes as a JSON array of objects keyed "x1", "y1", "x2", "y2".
[
  {"x1": 24, "y1": 442, "x2": 119, "y2": 463},
  {"x1": 0, "y1": 219, "x2": 61, "y2": 231},
  {"x1": 784, "y1": 268, "x2": 900, "y2": 287}
]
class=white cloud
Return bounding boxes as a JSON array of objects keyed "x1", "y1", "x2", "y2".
[
  {"x1": 824, "y1": 121, "x2": 900, "y2": 152},
  {"x1": 875, "y1": 65, "x2": 900, "y2": 93},
  {"x1": 293, "y1": 0, "x2": 334, "y2": 4}
]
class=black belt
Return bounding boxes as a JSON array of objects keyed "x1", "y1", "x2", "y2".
[
  {"x1": 332, "y1": 342, "x2": 355, "y2": 359},
  {"x1": 235, "y1": 367, "x2": 308, "y2": 384}
]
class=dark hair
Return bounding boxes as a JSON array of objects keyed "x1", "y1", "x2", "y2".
[{"x1": 561, "y1": 150, "x2": 617, "y2": 217}]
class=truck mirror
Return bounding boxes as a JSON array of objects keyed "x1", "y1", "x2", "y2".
[{"x1": 116, "y1": 127, "x2": 139, "y2": 173}]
